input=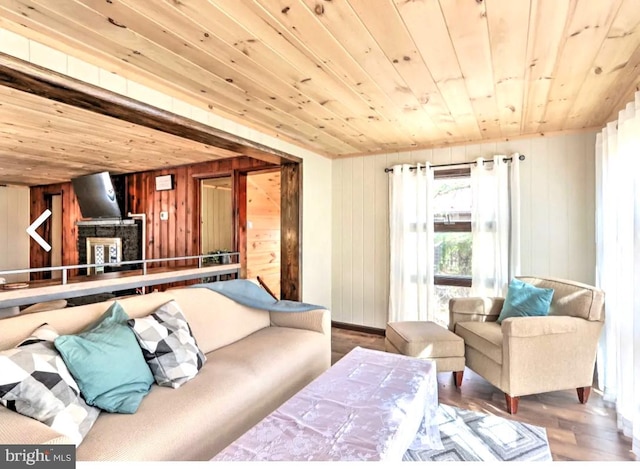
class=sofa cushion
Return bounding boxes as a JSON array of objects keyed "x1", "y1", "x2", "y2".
[
  {"x1": 0, "y1": 324, "x2": 100, "y2": 445},
  {"x1": 128, "y1": 300, "x2": 206, "y2": 388},
  {"x1": 455, "y1": 321, "x2": 503, "y2": 365},
  {"x1": 75, "y1": 326, "x2": 330, "y2": 461},
  {"x1": 166, "y1": 288, "x2": 271, "y2": 354},
  {"x1": 54, "y1": 302, "x2": 154, "y2": 414},
  {"x1": 497, "y1": 278, "x2": 554, "y2": 324}
]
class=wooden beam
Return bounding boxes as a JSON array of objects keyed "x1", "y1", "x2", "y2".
[
  {"x1": 280, "y1": 163, "x2": 302, "y2": 301},
  {"x1": 0, "y1": 52, "x2": 300, "y2": 166},
  {"x1": 234, "y1": 171, "x2": 248, "y2": 279}
]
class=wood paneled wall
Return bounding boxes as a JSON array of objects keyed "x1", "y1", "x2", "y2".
[
  {"x1": 126, "y1": 157, "x2": 273, "y2": 273},
  {"x1": 0, "y1": 186, "x2": 30, "y2": 282},
  {"x1": 30, "y1": 157, "x2": 275, "y2": 280},
  {"x1": 29, "y1": 182, "x2": 82, "y2": 280},
  {"x1": 246, "y1": 171, "x2": 281, "y2": 298},
  {"x1": 332, "y1": 132, "x2": 597, "y2": 328}
]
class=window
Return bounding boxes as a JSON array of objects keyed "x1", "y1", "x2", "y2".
[{"x1": 433, "y1": 168, "x2": 471, "y2": 322}]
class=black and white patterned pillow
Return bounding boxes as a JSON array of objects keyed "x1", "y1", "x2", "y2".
[
  {"x1": 127, "y1": 300, "x2": 206, "y2": 389},
  {"x1": 0, "y1": 323, "x2": 100, "y2": 445}
]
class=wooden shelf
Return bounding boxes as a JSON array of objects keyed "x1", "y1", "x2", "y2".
[{"x1": 0, "y1": 263, "x2": 240, "y2": 309}]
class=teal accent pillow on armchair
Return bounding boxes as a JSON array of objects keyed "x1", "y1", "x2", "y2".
[
  {"x1": 497, "y1": 278, "x2": 554, "y2": 324},
  {"x1": 54, "y1": 302, "x2": 154, "y2": 414}
]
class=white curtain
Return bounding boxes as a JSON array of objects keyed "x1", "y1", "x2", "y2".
[
  {"x1": 389, "y1": 163, "x2": 436, "y2": 322},
  {"x1": 595, "y1": 90, "x2": 640, "y2": 456},
  {"x1": 470, "y1": 154, "x2": 521, "y2": 297}
]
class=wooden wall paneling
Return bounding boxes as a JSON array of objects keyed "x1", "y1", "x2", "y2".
[
  {"x1": 246, "y1": 171, "x2": 281, "y2": 298},
  {"x1": 280, "y1": 162, "x2": 302, "y2": 301},
  {"x1": 234, "y1": 171, "x2": 247, "y2": 279}
]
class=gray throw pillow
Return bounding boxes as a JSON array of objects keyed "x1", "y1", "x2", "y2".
[
  {"x1": 0, "y1": 324, "x2": 100, "y2": 445},
  {"x1": 127, "y1": 300, "x2": 206, "y2": 388}
]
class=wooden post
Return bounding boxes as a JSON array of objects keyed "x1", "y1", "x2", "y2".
[
  {"x1": 280, "y1": 163, "x2": 302, "y2": 301},
  {"x1": 234, "y1": 171, "x2": 248, "y2": 279}
]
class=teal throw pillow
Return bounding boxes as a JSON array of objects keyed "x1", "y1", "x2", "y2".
[
  {"x1": 54, "y1": 302, "x2": 154, "y2": 414},
  {"x1": 497, "y1": 278, "x2": 554, "y2": 324}
]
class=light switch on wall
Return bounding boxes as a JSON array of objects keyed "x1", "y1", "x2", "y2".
[{"x1": 160, "y1": 211, "x2": 168, "y2": 221}]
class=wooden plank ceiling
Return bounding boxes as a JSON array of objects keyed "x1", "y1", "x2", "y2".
[{"x1": 0, "y1": 0, "x2": 639, "y2": 171}]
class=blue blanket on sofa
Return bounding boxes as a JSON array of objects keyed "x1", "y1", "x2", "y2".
[{"x1": 191, "y1": 279, "x2": 325, "y2": 312}]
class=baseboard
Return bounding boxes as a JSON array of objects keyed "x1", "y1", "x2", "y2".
[{"x1": 331, "y1": 321, "x2": 386, "y2": 337}]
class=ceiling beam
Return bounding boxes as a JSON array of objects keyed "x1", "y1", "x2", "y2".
[{"x1": 0, "y1": 52, "x2": 300, "y2": 166}]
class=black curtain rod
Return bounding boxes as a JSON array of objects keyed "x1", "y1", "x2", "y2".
[{"x1": 384, "y1": 154, "x2": 526, "y2": 173}]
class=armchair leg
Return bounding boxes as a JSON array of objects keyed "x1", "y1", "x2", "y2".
[
  {"x1": 577, "y1": 386, "x2": 591, "y2": 404},
  {"x1": 453, "y1": 370, "x2": 464, "y2": 388},
  {"x1": 505, "y1": 394, "x2": 519, "y2": 414}
]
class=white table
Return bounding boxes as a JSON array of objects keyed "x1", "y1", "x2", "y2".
[{"x1": 213, "y1": 346, "x2": 440, "y2": 461}]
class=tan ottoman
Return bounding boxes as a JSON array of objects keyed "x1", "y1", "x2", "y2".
[{"x1": 385, "y1": 321, "x2": 465, "y2": 387}]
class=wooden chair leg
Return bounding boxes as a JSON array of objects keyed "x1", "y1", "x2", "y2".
[
  {"x1": 505, "y1": 394, "x2": 520, "y2": 414},
  {"x1": 453, "y1": 370, "x2": 464, "y2": 388},
  {"x1": 577, "y1": 386, "x2": 591, "y2": 404}
]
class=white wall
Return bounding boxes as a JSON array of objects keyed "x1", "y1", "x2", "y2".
[
  {"x1": 332, "y1": 132, "x2": 597, "y2": 328},
  {"x1": 0, "y1": 27, "x2": 333, "y2": 310},
  {"x1": 0, "y1": 186, "x2": 30, "y2": 282}
]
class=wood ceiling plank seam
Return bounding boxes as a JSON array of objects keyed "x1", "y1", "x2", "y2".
[
  {"x1": 485, "y1": 0, "x2": 532, "y2": 138},
  {"x1": 392, "y1": 0, "x2": 483, "y2": 141},
  {"x1": 141, "y1": 0, "x2": 397, "y2": 150},
  {"x1": 208, "y1": 0, "x2": 416, "y2": 151},
  {"x1": 538, "y1": 0, "x2": 625, "y2": 133},
  {"x1": 44, "y1": 0, "x2": 360, "y2": 155},
  {"x1": 346, "y1": 0, "x2": 460, "y2": 141},
  {"x1": 107, "y1": 0, "x2": 372, "y2": 152},
  {"x1": 250, "y1": 0, "x2": 422, "y2": 147},
  {"x1": 0, "y1": 2, "x2": 350, "y2": 156},
  {"x1": 438, "y1": 0, "x2": 503, "y2": 140},
  {"x1": 115, "y1": 0, "x2": 377, "y2": 151},
  {"x1": 602, "y1": 42, "x2": 640, "y2": 124},
  {"x1": 296, "y1": 0, "x2": 443, "y2": 142},
  {"x1": 565, "y1": 0, "x2": 640, "y2": 129},
  {"x1": 236, "y1": 0, "x2": 430, "y2": 141},
  {"x1": 520, "y1": 0, "x2": 575, "y2": 134}
]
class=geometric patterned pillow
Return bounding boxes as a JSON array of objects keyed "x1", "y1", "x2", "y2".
[
  {"x1": 0, "y1": 324, "x2": 100, "y2": 445},
  {"x1": 127, "y1": 300, "x2": 206, "y2": 389}
]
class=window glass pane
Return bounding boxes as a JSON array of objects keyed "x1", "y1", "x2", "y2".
[
  {"x1": 433, "y1": 176, "x2": 471, "y2": 223},
  {"x1": 434, "y1": 285, "x2": 471, "y2": 326},
  {"x1": 434, "y1": 232, "x2": 472, "y2": 277}
]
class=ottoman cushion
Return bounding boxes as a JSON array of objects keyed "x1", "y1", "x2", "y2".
[{"x1": 386, "y1": 321, "x2": 464, "y2": 359}]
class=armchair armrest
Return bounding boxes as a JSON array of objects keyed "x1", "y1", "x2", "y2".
[{"x1": 448, "y1": 297, "x2": 504, "y2": 331}]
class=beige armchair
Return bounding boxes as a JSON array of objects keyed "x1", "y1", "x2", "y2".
[{"x1": 449, "y1": 276, "x2": 605, "y2": 414}]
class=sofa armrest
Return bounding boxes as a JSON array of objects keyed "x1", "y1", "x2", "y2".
[
  {"x1": 270, "y1": 309, "x2": 331, "y2": 336},
  {"x1": 501, "y1": 315, "x2": 578, "y2": 337},
  {"x1": 0, "y1": 406, "x2": 74, "y2": 446},
  {"x1": 448, "y1": 297, "x2": 503, "y2": 331}
]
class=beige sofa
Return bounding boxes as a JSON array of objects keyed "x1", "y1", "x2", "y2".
[
  {"x1": 449, "y1": 276, "x2": 604, "y2": 414},
  {"x1": 0, "y1": 286, "x2": 331, "y2": 460}
]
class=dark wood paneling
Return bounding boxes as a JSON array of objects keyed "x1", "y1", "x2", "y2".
[
  {"x1": 234, "y1": 172, "x2": 248, "y2": 279},
  {"x1": 280, "y1": 163, "x2": 302, "y2": 301},
  {"x1": 30, "y1": 183, "x2": 81, "y2": 280}
]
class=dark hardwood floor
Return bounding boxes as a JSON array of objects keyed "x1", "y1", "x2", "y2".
[{"x1": 331, "y1": 326, "x2": 637, "y2": 462}]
